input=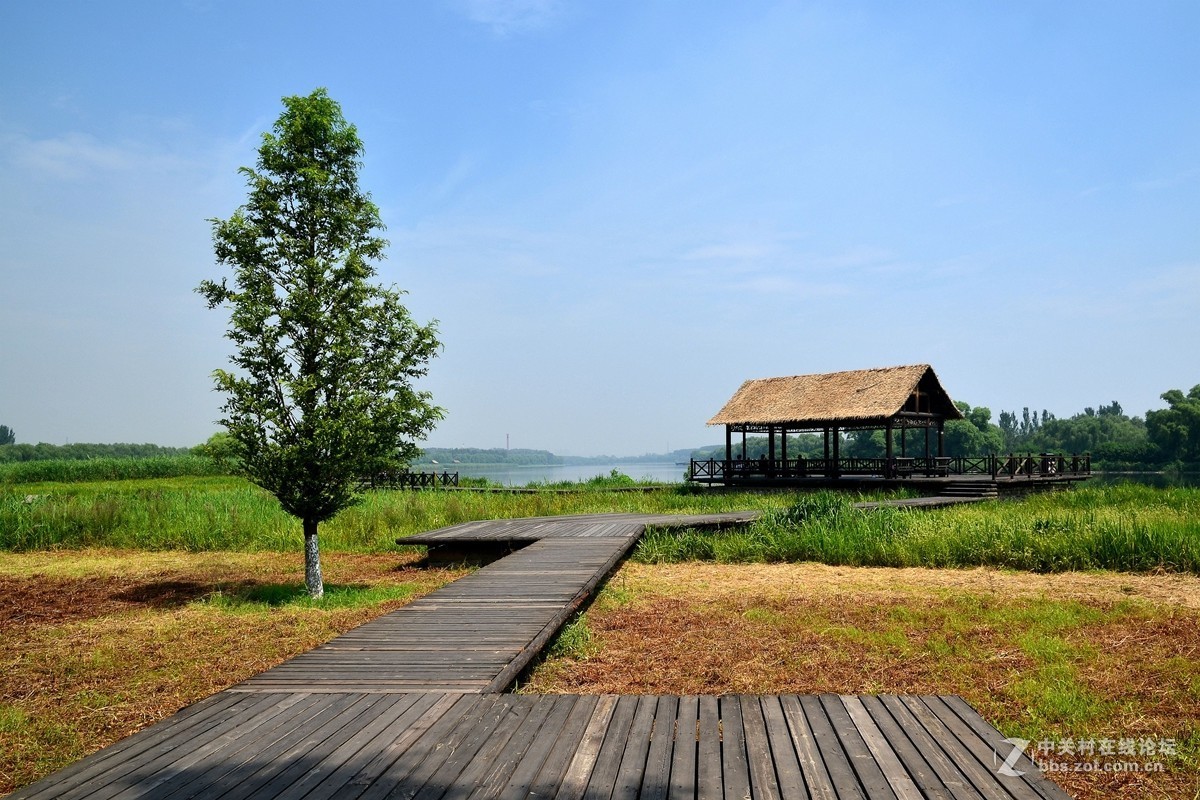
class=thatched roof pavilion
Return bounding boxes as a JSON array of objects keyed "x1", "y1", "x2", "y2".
[{"x1": 705, "y1": 364, "x2": 963, "y2": 479}]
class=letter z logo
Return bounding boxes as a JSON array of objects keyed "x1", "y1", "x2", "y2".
[{"x1": 994, "y1": 737, "x2": 1030, "y2": 777}]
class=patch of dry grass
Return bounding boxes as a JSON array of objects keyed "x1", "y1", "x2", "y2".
[
  {"x1": 525, "y1": 562, "x2": 1200, "y2": 800},
  {"x1": 0, "y1": 549, "x2": 464, "y2": 795}
]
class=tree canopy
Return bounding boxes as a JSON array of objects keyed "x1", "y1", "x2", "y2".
[
  {"x1": 1146, "y1": 385, "x2": 1200, "y2": 463},
  {"x1": 199, "y1": 88, "x2": 442, "y2": 597}
]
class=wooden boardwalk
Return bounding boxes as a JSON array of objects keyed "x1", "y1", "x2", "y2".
[
  {"x1": 10, "y1": 511, "x2": 1072, "y2": 800},
  {"x1": 404, "y1": 511, "x2": 761, "y2": 544},
  {"x1": 234, "y1": 536, "x2": 640, "y2": 694},
  {"x1": 10, "y1": 691, "x2": 1069, "y2": 800}
]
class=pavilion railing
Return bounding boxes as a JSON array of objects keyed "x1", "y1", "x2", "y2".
[
  {"x1": 355, "y1": 470, "x2": 459, "y2": 491},
  {"x1": 687, "y1": 453, "x2": 1091, "y2": 483}
]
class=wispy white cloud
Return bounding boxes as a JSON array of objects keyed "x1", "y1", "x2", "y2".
[
  {"x1": 1135, "y1": 167, "x2": 1200, "y2": 192},
  {"x1": 2, "y1": 131, "x2": 189, "y2": 181},
  {"x1": 810, "y1": 245, "x2": 896, "y2": 272},
  {"x1": 1134, "y1": 262, "x2": 1200, "y2": 308},
  {"x1": 452, "y1": 0, "x2": 563, "y2": 36},
  {"x1": 681, "y1": 242, "x2": 780, "y2": 262},
  {"x1": 429, "y1": 153, "x2": 481, "y2": 202}
]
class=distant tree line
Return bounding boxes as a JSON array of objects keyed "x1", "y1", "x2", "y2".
[{"x1": 0, "y1": 441, "x2": 195, "y2": 463}]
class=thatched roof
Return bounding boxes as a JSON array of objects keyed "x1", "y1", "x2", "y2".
[{"x1": 707, "y1": 364, "x2": 963, "y2": 428}]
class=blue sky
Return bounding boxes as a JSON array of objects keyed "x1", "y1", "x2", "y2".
[{"x1": 2, "y1": 1, "x2": 1198, "y2": 455}]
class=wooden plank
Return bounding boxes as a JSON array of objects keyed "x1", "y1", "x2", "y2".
[
  {"x1": 738, "y1": 696, "x2": 782, "y2": 800},
  {"x1": 818, "y1": 693, "x2": 895, "y2": 799},
  {"x1": 759, "y1": 697, "x2": 809, "y2": 800},
  {"x1": 351, "y1": 694, "x2": 483, "y2": 800},
  {"x1": 794, "y1": 695, "x2": 863, "y2": 800},
  {"x1": 668, "y1": 696, "x2": 699, "y2": 800},
  {"x1": 609, "y1": 695, "x2": 660, "y2": 800},
  {"x1": 411, "y1": 695, "x2": 525, "y2": 800},
  {"x1": 9, "y1": 691, "x2": 249, "y2": 800},
  {"x1": 839, "y1": 695, "x2": 923, "y2": 800},
  {"x1": 720, "y1": 696, "x2": 752, "y2": 800},
  {"x1": 381, "y1": 695, "x2": 510, "y2": 800},
  {"x1": 563, "y1": 694, "x2": 631, "y2": 800},
  {"x1": 874, "y1": 696, "x2": 984, "y2": 800},
  {"x1": 465, "y1": 695, "x2": 560, "y2": 800},
  {"x1": 896, "y1": 696, "x2": 1037, "y2": 800},
  {"x1": 63, "y1": 692, "x2": 316, "y2": 800},
  {"x1": 188, "y1": 693, "x2": 383, "y2": 800},
  {"x1": 939, "y1": 695, "x2": 1073, "y2": 800},
  {"x1": 554, "y1": 694, "x2": 618, "y2": 800},
  {"x1": 503, "y1": 695, "x2": 599, "y2": 800},
  {"x1": 696, "y1": 695, "x2": 723, "y2": 800},
  {"x1": 920, "y1": 696, "x2": 1064, "y2": 800},
  {"x1": 639, "y1": 695, "x2": 678, "y2": 800},
  {"x1": 274, "y1": 693, "x2": 438, "y2": 800}
]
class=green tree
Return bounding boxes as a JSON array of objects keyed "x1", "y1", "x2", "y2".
[
  {"x1": 1146, "y1": 385, "x2": 1200, "y2": 463},
  {"x1": 942, "y1": 402, "x2": 1005, "y2": 457},
  {"x1": 199, "y1": 89, "x2": 442, "y2": 598},
  {"x1": 0, "y1": 425, "x2": 14, "y2": 446}
]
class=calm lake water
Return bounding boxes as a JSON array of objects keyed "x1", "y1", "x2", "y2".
[{"x1": 423, "y1": 462, "x2": 688, "y2": 486}]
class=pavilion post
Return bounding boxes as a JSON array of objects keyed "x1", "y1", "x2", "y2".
[
  {"x1": 724, "y1": 425, "x2": 733, "y2": 485},
  {"x1": 886, "y1": 422, "x2": 894, "y2": 477},
  {"x1": 924, "y1": 426, "x2": 931, "y2": 476},
  {"x1": 832, "y1": 426, "x2": 841, "y2": 477},
  {"x1": 781, "y1": 426, "x2": 788, "y2": 470},
  {"x1": 768, "y1": 425, "x2": 776, "y2": 476}
]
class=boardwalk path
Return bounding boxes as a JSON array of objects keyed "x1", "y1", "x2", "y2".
[{"x1": 12, "y1": 512, "x2": 1070, "y2": 800}]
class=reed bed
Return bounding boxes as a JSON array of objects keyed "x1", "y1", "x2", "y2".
[
  {"x1": 0, "y1": 456, "x2": 227, "y2": 484},
  {"x1": 0, "y1": 477, "x2": 792, "y2": 552},
  {"x1": 636, "y1": 483, "x2": 1200, "y2": 573}
]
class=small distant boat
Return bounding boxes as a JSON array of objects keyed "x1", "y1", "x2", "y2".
[{"x1": 430, "y1": 459, "x2": 440, "y2": 465}]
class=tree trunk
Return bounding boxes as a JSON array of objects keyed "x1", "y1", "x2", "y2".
[{"x1": 303, "y1": 519, "x2": 324, "y2": 599}]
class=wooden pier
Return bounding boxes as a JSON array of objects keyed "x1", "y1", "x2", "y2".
[{"x1": 11, "y1": 512, "x2": 1072, "y2": 800}]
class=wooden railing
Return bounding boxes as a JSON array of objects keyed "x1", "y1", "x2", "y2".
[
  {"x1": 355, "y1": 470, "x2": 459, "y2": 491},
  {"x1": 688, "y1": 453, "x2": 1091, "y2": 483}
]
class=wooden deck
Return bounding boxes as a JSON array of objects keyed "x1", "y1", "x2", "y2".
[
  {"x1": 11, "y1": 512, "x2": 1073, "y2": 800},
  {"x1": 10, "y1": 691, "x2": 1069, "y2": 800},
  {"x1": 404, "y1": 511, "x2": 762, "y2": 544}
]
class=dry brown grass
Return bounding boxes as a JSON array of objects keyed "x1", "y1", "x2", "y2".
[
  {"x1": 0, "y1": 549, "x2": 464, "y2": 795},
  {"x1": 525, "y1": 562, "x2": 1200, "y2": 800}
]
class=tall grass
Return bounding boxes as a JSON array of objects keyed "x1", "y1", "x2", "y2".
[
  {"x1": 635, "y1": 484, "x2": 1200, "y2": 572},
  {"x1": 0, "y1": 477, "x2": 792, "y2": 552},
  {"x1": 0, "y1": 456, "x2": 228, "y2": 485},
  {"x1": 8, "y1": 474, "x2": 1192, "y2": 573}
]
